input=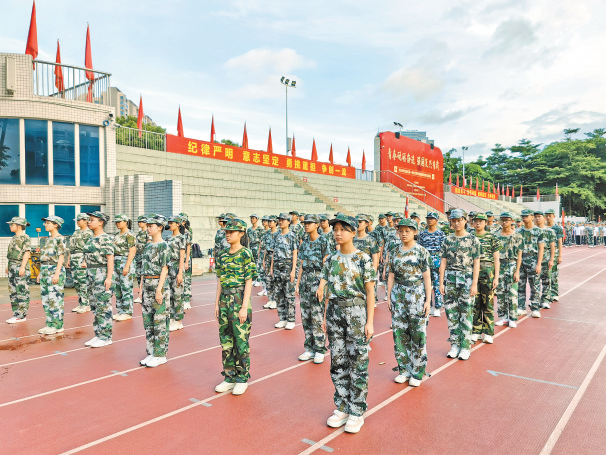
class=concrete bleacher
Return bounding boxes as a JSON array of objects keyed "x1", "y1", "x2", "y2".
[{"x1": 456, "y1": 194, "x2": 529, "y2": 216}]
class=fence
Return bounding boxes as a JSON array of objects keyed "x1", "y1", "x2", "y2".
[
  {"x1": 521, "y1": 194, "x2": 558, "y2": 203},
  {"x1": 115, "y1": 126, "x2": 166, "y2": 151},
  {"x1": 378, "y1": 170, "x2": 450, "y2": 214}
]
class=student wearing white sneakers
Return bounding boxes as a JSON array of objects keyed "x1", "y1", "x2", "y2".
[{"x1": 5, "y1": 217, "x2": 32, "y2": 325}]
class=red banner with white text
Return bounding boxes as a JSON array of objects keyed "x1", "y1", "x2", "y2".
[{"x1": 451, "y1": 185, "x2": 498, "y2": 200}]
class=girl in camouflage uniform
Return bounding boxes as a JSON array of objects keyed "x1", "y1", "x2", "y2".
[
  {"x1": 5, "y1": 217, "x2": 31, "y2": 324},
  {"x1": 256, "y1": 216, "x2": 270, "y2": 297},
  {"x1": 247, "y1": 214, "x2": 263, "y2": 287},
  {"x1": 179, "y1": 213, "x2": 193, "y2": 310},
  {"x1": 112, "y1": 215, "x2": 136, "y2": 320},
  {"x1": 68, "y1": 214, "x2": 92, "y2": 313},
  {"x1": 495, "y1": 213, "x2": 523, "y2": 328},
  {"x1": 270, "y1": 213, "x2": 299, "y2": 329},
  {"x1": 37, "y1": 216, "x2": 67, "y2": 335},
  {"x1": 134, "y1": 216, "x2": 149, "y2": 304},
  {"x1": 167, "y1": 216, "x2": 186, "y2": 331},
  {"x1": 262, "y1": 216, "x2": 279, "y2": 309}
]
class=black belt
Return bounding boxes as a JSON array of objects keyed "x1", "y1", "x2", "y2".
[
  {"x1": 114, "y1": 254, "x2": 125, "y2": 258},
  {"x1": 221, "y1": 285, "x2": 245, "y2": 295},
  {"x1": 86, "y1": 264, "x2": 106, "y2": 269},
  {"x1": 394, "y1": 278, "x2": 423, "y2": 286},
  {"x1": 70, "y1": 250, "x2": 84, "y2": 254},
  {"x1": 329, "y1": 297, "x2": 366, "y2": 307},
  {"x1": 40, "y1": 261, "x2": 57, "y2": 265}
]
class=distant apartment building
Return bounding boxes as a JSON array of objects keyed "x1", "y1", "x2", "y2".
[
  {"x1": 109, "y1": 87, "x2": 156, "y2": 126},
  {"x1": 400, "y1": 130, "x2": 434, "y2": 145}
]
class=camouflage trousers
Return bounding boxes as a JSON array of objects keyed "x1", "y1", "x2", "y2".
[
  {"x1": 183, "y1": 258, "x2": 192, "y2": 306},
  {"x1": 549, "y1": 261, "x2": 560, "y2": 301},
  {"x1": 88, "y1": 267, "x2": 114, "y2": 341},
  {"x1": 299, "y1": 269, "x2": 327, "y2": 354},
  {"x1": 256, "y1": 253, "x2": 266, "y2": 286},
  {"x1": 429, "y1": 254, "x2": 443, "y2": 309},
  {"x1": 540, "y1": 261, "x2": 552, "y2": 307},
  {"x1": 496, "y1": 261, "x2": 519, "y2": 321},
  {"x1": 141, "y1": 277, "x2": 170, "y2": 357},
  {"x1": 40, "y1": 264, "x2": 66, "y2": 329},
  {"x1": 473, "y1": 266, "x2": 495, "y2": 336},
  {"x1": 326, "y1": 301, "x2": 370, "y2": 417},
  {"x1": 218, "y1": 286, "x2": 252, "y2": 383},
  {"x1": 390, "y1": 283, "x2": 428, "y2": 380},
  {"x1": 518, "y1": 255, "x2": 540, "y2": 311},
  {"x1": 264, "y1": 260, "x2": 275, "y2": 301},
  {"x1": 8, "y1": 261, "x2": 30, "y2": 319},
  {"x1": 113, "y1": 255, "x2": 134, "y2": 315},
  {"x1": 134, "y1": 254, "x2": 143, "y2": 281},
  {"x1": 70, "y1": 254, "x2": 89, "y2": 306},
  {"x1": 443, "y1": 270, "x2": 474, "y2": 350},
  {"x1": 168, "y1": 264, "x2": 184, "y2": 321},
  {"x1": 273, "y1": 260, "x2": 296, "y2": 323}
]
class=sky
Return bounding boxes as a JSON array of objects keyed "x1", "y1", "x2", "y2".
[{"x1": 2, "y1": 0, "x2": 606, "y2": 169}]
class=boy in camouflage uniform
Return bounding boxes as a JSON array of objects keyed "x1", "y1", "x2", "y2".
[
  {"x1": 387, "y1": 218, "x2": 432, "y2": 387},
  {"x1": 134, "y1": 215, "x2": 149, "y2": 304},
  {"x1": 37, "y1": 216, "x2": 67, "y2": 335},
  {"x1": 319, "y1": 213, "x2": 337, "y2": 252},
  {"x1": 534, "y1": 211, "x2": 556, "y2": 311},
  {"x1": 289, "y1": 211, "x2": 305, "y2": 242},
  {"x1": 68, "y1": 213, "x2": 92, "y2": 313},
  {"x1": 439, "y1": 209, "x2": 481, "y2": 360},
  {"x1": 271, "y1": 213, "x2": 299, "y2": 329},
  {"x1": 296, "y1": 214, "x2": 330, "y2": 364},
  {"x1": 545, "y1": 209, "x2": 563, "y2": 302},
  {"x1": 112, "y1": 214, "x2": 136, "y2": 320},
  {"x1": 256, "y1": 216, "x2": 270, "y2": 297},
  {"x1": 139, "y1": 214, "x2": 171, "y2": 368},
  {"x1": 262, "y1": 216, "x2": 279, "y2": 309},
  {"x1": 517, "y1": 209, "x2": 545, "y2": 317},
  {"x1": 179, "y1": 213, "x2": 193, "y2": 310},
  {"x1": 317, "y1": 214, "x2": 376, "y2": 434},
  {"x1": 214, "y1": 218, "x2": 257, "y2": 396},
  {"x1": 418, "y1": 212, "x2": 446, "y2": 317},
  {"x1": 495, "y1": 212, "x2": 523, "y2": 327},
  {"x1": 83, "y1": 212, "x2": 115, "y2": 348},
  {"x1": 5, "y1": 217, "x2": 32, "y2": 324},
  {"x1": 247, "y1": 214, "x2": 263, "y2": 286},
  {"x1": 167, "y1": 216, "x2": 186, "y2": 332}
]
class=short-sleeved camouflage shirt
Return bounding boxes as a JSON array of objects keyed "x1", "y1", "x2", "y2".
[
  {"x1": 549, "y1": 224, "x2": 564, "y2": 257},
  {"x1": 473, "y1": 231, "x2": 503, "y2": 263},
  {"x1": 353, "y1": 234, "x2": 379, "y2": 258},
  {"x1": 136, "y1": 230, "x2": 150, "y2": 255},
  {"x1": 264, "y1": 230, "x2": 279, "y2": 252},
  {"x1": 368, "y1": 228, "x2": 384, "y2": 248},
  {"x1": 320, "y1": 229, "x2": 337, "y2": 252},
  {"x1": 322, "y1": 250, "x2": 377, "y2": 301},
  {"x1": 141, "y1": 241, "x2": 170, "y2": 278},
  {"x1": 299, "y1": 234, "x2": 330, "y2": 271},
  {"x1": 215, "y1": 229, "x2": 229, "y2": 253},
  {"x1": 272, "y1": 231, "x2": 299, "y2": 261},
  {"x1": 166, "y1": 233, "x2": 186, "y2": 263},
  {"x1": 84, "y1": 233, "x2": 115, "y2": 267},
  {"x1": 388, "y1": 243, "x2": 431, "y2": 283},
  {"x1": 7, "y1": 234, "x2": 32, "y2": 262},
  {"x1": 247, "y1": 225, "x2": 264, "y2": 246},
  {"x1": 40, "y1": 236, "x2": 67, "y2": 264},
  {"x1": 517, "y1": 226, "x2": 545, "y2": 256},
  {"x1": 215, "y1": 246, "x2": 257, "y2": 289},
  {"x1": 290, "y1": 223, "x2": 305, "y2": 242},
  {"x1": 440, "y1": 233, "x2": 481, "y2": 272},
  {"x1": 68, "y1": 229, "x2": 92, "y2": 253},
  {"x1": 418, "y1": 229, "x2": 446, "y2": 256},
  {"x1": 539, "y1": 226, "x2": 556, "y2": 264},
  {"x1": 497, "y1": 231, "x2": 523, "y2": 263},
  {"x1": 113, "y1": 230, "x2": 136, "y2": 256}
]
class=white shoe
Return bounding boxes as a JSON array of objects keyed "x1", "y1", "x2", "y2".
[
  {"x1": 177, "y1": 321, "x2": 184, "y2": 330},
  {"x1": 285, "y1": 322, "x2": 296, "y2": 330},
  {"x1": 6, "y1": 317, "x2": 26, "y2": 324},
  {"x1": 458, "y1": 349, "x2": 471, "y2": 360},
  {"x1": 275, "y1": 320, "x2": 287, "y2": 328},
  {"x1": 495, "y1": 319, "x2": 508, "y2": 326},
  {"x1": 140, "y1": 355, "x2": 153, "y2": 366},
  {"x1": 344, "y1": 415, "x2": 364, "y2": 433},
  {"x1": 85, "y1": 336, "x2": 99, "y2": 346},
  {"x1": 383, "y1": 295, "x2": 388, "y2": 301},
  {"x1": 253, "y1": 281, "x2": 262, "y2": 287},
  {"x1": 115, "y1": 313, "x2": 133, "y2": 321},
  {"x1": 38, "y1": 326, "x2": 53, "y2": 334},
  {"x1": 76, "y1": 305, "x2": 91, "y2": 313},
  {"x1": 508, "y1": 320, "x2": 517, "y2": 328},
  {"x1": 327, "y1": 410, "x2": 349, "y2": 428},
  {"x1": 409, "y1": 377, "x2": 422, "y2": 387},
  {"x1": 517, "y1": 309, "x2": 526, "y2": 316},
  {"x1": 44, "y1": 327, "x2": 64, "y2": 335},
  {"x1": 112, "y1": 313, "x2": 118, "y2": 320},
  {"x1": 298, "y1": 351, "x2": 314, "y2": 361},
  {"x1": 432, "y1": 309, "x2": 441, "y2": 317},
  {"x1": 483, "y1": 334, "x2": 494, "y2": 344},
  {"x1": 146, "y1": 356, "x2": 167, "y2": 368},
  {"x1": 447, "y1": 346, "x2": 460, "y2": 358},
  {"x1": 541, "y1": 302, "x2": 551, "y2": 309},
  {"x1": 184, "y1": 302, "x2": 191, "y2": 310},
  {"x1": 169, "y1": 320, "x2": 179, "y2": 332},
  {"x1": 394, "y1": 373, "x2": 410, "y2": 383},
  {"x1": 269, "y1": 301, "x2": 277, "y2": 309},
  {"x1": 471, "y1": 333, "x2": 480, "y2": 342},
  {"x1": 215, "y1": 381, "x2": 236, "y2": 393},
  {"x1": 232, "y1": 383, "x2": 248, "y2": 395},
  {"x1": 258, "y1": 290, "x2": 267, "y2": 296},
  {"x1": 531, "y1": 310, "x2": 541, "y2": 318},
  {"x1": 90, "y1": 338, "x2": 113, "y2": 348},
  {"x1": 134, "y1": 297, "x2": 142, "y2": 303},
  {"x1": 72, "y1": 305, "x2": 82, "y2": 312},
  {"x1": 313, "y1": 353, "x2": 325, "y2": 364},
  {"x1": 263, "y1": 302, "x2": 273, "y2": 309}
]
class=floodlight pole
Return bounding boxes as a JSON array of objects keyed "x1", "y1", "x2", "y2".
[
  {"x1": 461, "y1": 146, "x2": 468, "y2": 182},
  {"x1": 281, "y1": 77, "x2": 296, "y2": 155}
]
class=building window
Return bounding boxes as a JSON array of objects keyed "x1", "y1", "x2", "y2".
[
  {"x1": 80, "y1": 205, "x2": 101, "y2": 214},
  {"x1": 0, "y1": 205, "x2": 20, "y2": 237},
  {"x1": 0, "y1": 119, "x2": 21, "y2": 185},
  {"x1": 55, "y1": 205, "x2": 76, "y2": 235},
  {"x1": 53, "y1": 122, "x2": 75, "y2": 186},
  {"x1": 25, "y1": 120, "x2": 49, "y2": 185},
  {"x1": 79, "y1": 125, "x2": 100, "y2": 187},
  {"x1": 25, "y1": 204, "x2": 49, "y2": 238}
]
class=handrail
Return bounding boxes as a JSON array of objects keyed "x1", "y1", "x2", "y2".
[
  {"x1": 445, "y1": 185, "x2": 504, "y2": 215},
  {"x1": 115, "y1": 125, "x2": 166, "y2": 151},
  {"x1": 34, "y1": 59, "x2": 112, "y2": 76},
  {"x1": 378, "y1": 170, "x2": 449, "y2": 214}
]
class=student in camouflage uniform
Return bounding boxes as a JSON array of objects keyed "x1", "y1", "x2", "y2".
[
  {"x1": 83, "y1": 212, "x2": 115, "y2": 348},
  {"x1": 517, "y1": 209, "x2": 545, "y2": 318},
  {"x1": 545, "y1": 209, "x2": 563, "y2": 302},
  {"x1": 256, "y1": 216, "x2": 270, "y2": 297},
  {"x1": 495, "y1": 212, "x2": 523, "y2": 328},
  {"x1": 485, "y1": 211, "x2": 502, "y2": 235},
  {"x1": 317, "y1": 214, "x2": 376, "y2": 434},
  {"x1": 319, "y1": 213, "x2": 337, "y2": 252},
  {"x1": 68, "y1": 213, "x2": 93, "y2": 313},
  {"x1": 5, "y1": 217, "x2": 32, "y2": 324},
  {"x1": 214, "y1": 214, "x2": 228, "y2": 258},
  {"x1": 167, "y1": 216, "x2": 186, "y2": 332},
  {"x1": 471, "y1": 213, "x2": 502, "y2": 344},
  {"x1": 439, "y1": 209, "x2": 481, "y2": 361},
  {"x1": 179, "y1": 213, "x2": 194, "y2": 310},
  {"x1": 247, "y1": 214, "x2": 263, "y2": 286},
  {"x1": 214, "y1": 218, "x2": 257, "y2": 396},
  {"x1": 295, "y1": 214, "x2": 330, "y2": 364},
  {"x1": 534, "y1": 211, "x2": 556, "y2": 311},
  {"x1": 387, "y1": 218, "x2": 432, "y2": 387},
  {"x1": 112, "y1": 214, "x2": 136, "y2": 320},
  {"x1": 353, "y1": 214, "x2": 380, "y2": 270},
  {"x1": 139, "y1": 214, "x2": 171, "y2": 368},
  {"x1": 134, "y1": 215, "x2": 149, "y2": 304},
  {"x1": 289, "y1": 210, "x2": 305, "y2": 242},
  {"x1": 262, "y1": 216, "x2": 279, "y2": 309},
  {"x1": 418, "y1": 212, "x2": 446, "y2": 317},
  {"x1": 37, "y1": 216, "x2": 67, "y2": 335},
  {"x1": 271, "y1": 213, "x2": 299, "y2": 329}
]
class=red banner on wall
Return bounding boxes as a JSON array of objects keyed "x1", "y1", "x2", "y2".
[
  {"x1": 166, "y1": 134, "x2": 356, "y2": 179},
  {"x1": 451, "y1": 185, "x2": 498, "y2": 200}
]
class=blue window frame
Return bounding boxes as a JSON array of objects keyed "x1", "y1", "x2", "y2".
[
  {"x1": 79, "y1": 125, "x2": 100, "y2": 187},
  {"x1": 0, "y1": 205, "x2": 20, "y2": 237},
  {"x1": 55, "y1": 205, "x2": 76, "y2": 235},
  {"x1": 0, "y1": 119, "x2": 21, "y2": 185},
  {"x1": 25, "y1": 204, "x2": 49, "y2": 237},
  {"x1": 80, "y1": 205, "x2": 101, "y2": 214},
  {"x1": 53, "y1": 122, "x2": 75, "y2": 186},
  {"x1": 25, "y1": 120, "x2": 49, "y2": 185}
]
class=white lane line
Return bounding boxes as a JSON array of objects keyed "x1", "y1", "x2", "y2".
[
  {"x1": 543, "y1": 317, "x2": 602, "y2": 325},
  {"x1": 560, "y1": 251, "x2": 606, "y2": 269}
]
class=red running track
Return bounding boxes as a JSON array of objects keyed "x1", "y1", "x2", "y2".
[{"x1": 0, "y1": 245, "x2": 604, "y2": 454}]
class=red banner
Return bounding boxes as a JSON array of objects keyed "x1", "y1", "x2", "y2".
[
  {"x1": 452, "y1": 185, "x2": 498, "y2": 200},
  {"x1": 166, "y1": 134, "x2": 356, "y2": 179}
]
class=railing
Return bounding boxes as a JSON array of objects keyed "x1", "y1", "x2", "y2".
[
  {"x1": 115, "y1": 125, "x2": 166, "y2": 151},
  {"x1": 33, "y1": 60, "x2": 111, "y2": 105},
  {"x1": 378, "y1": 170, "x2": 449, "y2": 214},
  {"x1": 521, "y1": 194, "x2": 559, "y2": 203},
  {"x1": 356, "y1": 169, "x2": 375, "y2": 181},
  {"x1": 445, "y1": 185, "x2": 506, "y2": 215}
]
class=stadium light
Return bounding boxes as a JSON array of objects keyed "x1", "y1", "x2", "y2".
[
  {"x1": 280, "y1": 76, "x2": 297, "y2": 155},
  {"x1": 461, "y1": 146, "x2": 468, "y2": 181},
  {"x1": 393, "y1": 122, "x2": 403, "y2": 132}
]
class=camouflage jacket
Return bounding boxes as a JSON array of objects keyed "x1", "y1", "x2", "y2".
[
  {"x1": 290, "y1": 223, "x2": 305, "y2": 242},
  {"x1": 353, "y1": 234, "x2": 379, "y2": 258},
  {"x1": 215, "y1": 246, "x2": 258, "y2": 289},
  {"x1": 516, "y1": 226, "x2": 545, "y2": 257},
  {"x1": 497, "y1": 231, "x2": 523, "y2": 263},
  {"x1": 68, "y1": 229, "x2": 92, "y2": 253},
  {"x1": 264, "y1": 230, "x2": 280, "y2": 253},
  {"x1": 272, "y1": 231, "x2": 299, "y2": 262},
  {"x1": 298, "y1": 234, "x2": 330, "y2": 271},
  {"x1": 383, "y1": 226, "x2": 397, "y2": 244},
  {"x1": 40, "y1": 236, "x2": 67, "y2": 264},
  {"x1": 84, "y1": 233, "x2": 115, "y2": 267},
  {"x1": 247, "y1": 225, "x2": 264, "y2": 246},
  {"x1": 135, "y1": 230, "x2": 150, "y2": 255},
  {"x1": 166, "y1": 233, "x2": 186, "y2": 264},
  {"x1": 486, "y1": 224, "x2": 502, "y2": 235},
  {"x1": 368, "y1": 229, "x2": 384, "y2": 248},
  {"x1": 473, "y1": 231, "x2": 503, "y2": 264},
  {"x1": 388, "y1": 243, "x2": 431, "y2": 283},
  {"x1": 113, "y1": 230, "x2": 136, "y2": 256},
  {"x1": 214, "y1": 229, "x2": 229, "y2": 253},
  {"x1": 418, "y1": 229, "x2": 446, "y2": 256},
  {"x1": 7, "y1": 234, "x2": 32, "y2": 262},
  {"x1": 141, "y1": 241, "x2": 170, "y2": 279},
  {"x1": 322, "y1": 250, "x2": 377, "y2": 301},
  {"x1": 320, "y1": 229, "x2": 337, "y2": 252},
  {"x1": 440, "y1": 233, "x2": 481, "y2": 272},
  {"x1": 539, "y1": 226, "x2": 556, "y2": 263},
  {"x1": 549, "y1": 224, "x2": 564, "y2": 257}
]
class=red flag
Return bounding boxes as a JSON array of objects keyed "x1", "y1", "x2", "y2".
[
  {"x1": 311, "y1": 139, "x2": 318, "y2": 161},
  {"x1": 536, "y1": 187, "x2": 540, "y2": 201},
  {"x1": 242, "y1": 123, "x2": 248, "y2": 149},
  {"x1": 137, "y1": 95, "x2": 144, "y2": 138},
  {"x1": 512, "y1": 187, "x2": 515, "y2": 198},
  {"x1": 497, "y1": 183, "x2": 500, "y2": 195},
  {"x1": 506, "y1": 186, "x2": 509, "y2": 197},
  {"x1": 25, "y1": 1, "x2": 38, "y2": 69},
  {"x1": 405, "y1": 196, "x2": 409, "y2": 218},
  {"x1": 456, "y1": 175, "x2": 459, "y2": 186},
  {"x1": 85, "y1": 25, "x2": 94, "y2": 102},
  {"x1": 177, "y1": 107, "x2": 184, "y2": 137},
  {"x1": 291, "y1": 135, "x2": 296, "y2": 157},
  {"x1": 267, "y1": 128, "x2": 273, "y2": 153},
  {"x1": 520, "y1": 185, "x2": 523, "y2": 196},
  {"x1": 329, "y1": 144, "x2": 334, "y2": 164},
  {"x1": 555, "y1": 182, "x2": 559, "y2": 197},
  {"x1": 346, "y1": 147, "x2": 351, "y2": 167},
  {"x1": 362, "y1": 150, "x2": 366, "y2": 171},
  {"x1": 448, "y1": 171, "x2": 452, "y2": 185},
  {"x1": 210, "y1": 115, "x2": 215, "y2": 143},
  {"x1": 54, "y1": 41, "x2": 65, "y2": 95}
]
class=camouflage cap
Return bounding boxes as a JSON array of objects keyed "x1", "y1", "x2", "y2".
[
  {"x1": 75, "y1": 213, "x2": 90, "y2": 221},
  {"x1": 146, "y1": 214, "x2": 167, "y2": 226},
  {"x1": 449, "y1": 209, "x2": 466, "y2": 219},
  {"x1": 303, "y1": 214, "x2": 320, "y2": 224},
  {"x1": 367, "y1": 214, "x2": 374, "y2": 222},
  {"x1": 515, "y1": 217, "x2": 522, "y2": 222},
  {"x1": 521, "y1": 209, "x2": 533, "y2": 216},
  {"x1": 225, "y1": 212, "x2": 238, "y2": 218},
  {"x1": 42, "y1": 215, "x2": 64, "y2": 227},
  {"x1": 137, "y1": 215, "x2": 148, "y2": 222},
  {"x1": 222, "y1": 218, "x2": 247, "y2": 232},
  {"x1": 114, "y1": 214, "x2": 130, "y2": 223},
  {"x1": 486, "y1": 211, "x2": 494, "y2": 217},
  {"x1": 167, "y1": 215, "x2": 182, "y2": 223},
  {"x1": 87, "y1": 211, "x2": 110, "y2": 222},
  {"x1": 410, "y1": 212, "x2": 420, "y2": 219},
  {"x1": 217, "y1": 213, "x2": 226, "y2": 220},
  {"x1": 289, "y1": 211, "x2": 300, "y2": 216},
  {"x1": 393, "y1": 212, "x2": 404, "y2": 220},
  {"x1": 544, "y1": 209, "x2": 555, "y2": 215},
  {"x1": 378, "y1": 214, "x2": 386, "y2": 219},
  {"x1": 397, "y1": 218, "x2": 418, "y2": 230},
  {"x1": 268, "y1": 215, "x2": 278, "y2": 222},
  {"x1": 445, "y1": 208, "x2": 453, "y2": 215},
  {"x1": 356, "y1": 213, "x2": 370, "y2": 222},
  {"x1": 261, "y1": 215, "x2": 270, "y2": 221},
  {"x1": 178, "y1": 212, "x2": 189, "y2": 221},
  {"x1": 329, "y1": 213, "x2": 358, "y2": 230},
  {"x1": 250, "y1": 213, "x2": 259, "y2": 219},
  {"x1": 473, "y1": 212, "x2": 488, "y2": 220},
  {"x1": 500, "y1": 211, "x2": 514, "y2": 219},
  {"x1": 278, "y1": 212, "x2": 290, "y2": 220},
  {"x1": 6, "y1": 216, "x2": 29, "y2": 227},
  {"x1": 299, "y1": 213, "x2": 306, "y2": 217},
  {"x1": 468, "y1": 211, "x2": 476, "y2": 217},
  {"x1": 533, "y1": 210, "x2": 545, "y2": 216},
  {"x1": 426, "y1": 211, "x2": 439, "y2": 219},
  {"x1": 319, "y1": 213, "x2": 330, "y2": 221}
]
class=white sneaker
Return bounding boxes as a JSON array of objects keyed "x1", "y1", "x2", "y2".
[
  {"x1": 169, "y1": 320, "x2": 179, "y2": 332},
  {"x1": 458, "y1": 349, "x2": 471, "y2": 360},
  {"x1": 541, "y1": 302, "x2": 551, "y2": 309},
  {"x1": 344, "y1": 415, "x2": 364, "y2": 433},
  {"x1": 298, "y1": 351, "x2": 314, "y2": 361},
  {"x1": 531, "y1": 310, "x2": 541, "y2": 318},
  {"x1": 177, "y1": 321, "x2": 184, "y2": 330},
  {"x1": 112, "y1": 313, "x2": 118, "y2": 320},
  {"x1": 134, "y1": 297, "x2": 142, "y2": 303},
  {"x1": 258, "y1": 290, "x2": 267, "y2": 296},
  {"x1": 76, "y1": 305, "x2": 91, "y2": 313},
  {"x1": 115, "y1": 313, "x2": 133, "y2": 321},
  {"x1": 394, "y1": 373, "x2": 410, "y2": 384},
  {"x1": 72, "y1": 305, "x2": 82, "y2": 312},
  {"x1": 90, "y1": 338, "x2": 113, "y2": 348},
  {"x1": 313, "y1": 353, "x2": 325, "y2": 364},
  {"x1": 483, "y1": 334, "x2": 494, "y2": 344},
  {"x1": 327, "y1": 410, "x2": 349, "y2": 428},
  {"x1": 269, "y1": 301, "x2": 277, "y2": 309},
  {"x1": 85, "y1": 336, "x2": 99, "y2": 346},
  {"x1": 140, "y1": 355, "x2": 153, "y2": 366},
  {"x1": 275, "y1": 320, "x2": 287, "y2": 328},
  {"x1": 146, "y1": 356, "x2": 167, "y2": 368},
  {"x1": 285, "y1": 322, "x2": 296, "y2": 330},
  {"x1": 509, "y1": 320, "x2": 517, "y2": 328},
  {"x1": 471, "y1": 333, "x2": 480, "y2": 342},
  {"x1": 495, "y1": 319, "x2": 508, "y2": 326},
  {"x1": 44, "y1": 327, "x2": 64, "y2": 335},
  {"x1": 383, "y1": 295, "x2": 388, "y2": 301},
  {"x1": 184, "y1": 302, "x2": 192, "y2": 310},
  {"x1": 517, "y1": 308, "x2": 526, "y2": 316},
  {"x1": 433, "y1": 309, "x2": 441, "y2": 317},
  {"x1": 409, "y1": 377, "x2": 422, "y2": 387},
  {"x1": 447, "y1": 346, "x2": 460, "y2": 358},
  {"x1": 253, "y1": 281, "x2": 262, "y2": 287},
  {"x1": 38, "y1": 326, "x2": 53, "y2": 334},
  {"x1": 232, "y1": 383, "x2": 248, "y2": 395},
  {"x1": 215, "y1": 381, "x2": 236, "y2": 393},
  {"x1": 6, "y1": 317, "x2": 26, "y2": 324},
  {"x1": 263, "y1": 302, "x2": 273, "y2": 309}
]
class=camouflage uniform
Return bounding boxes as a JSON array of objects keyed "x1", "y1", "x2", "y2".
[
  {"x1": 134, "y1": 230, "x2": 150, "y2": 279},
  {"x1": 323, "y1": 249, "x2": 377, "y2": 417},
  {"x1": 166, "y1": 233, "x2": 186, "y2": 321},
  {"x1": 418, "y1": 228, "x2": 446, "y2": 309},
  {"x1": 182, "y1": 226, "x2": 194, "y2": 308},
  {"x1": 539, "y1": 226, "x2": 556, "y2": 307},
  {"x1": 84, "y1": 233, "x2": 115, "y2": 341},
  {"x1": 290, "y1": 222, "x2": 305, "y2": 243},
  {"x1": 496, "y1": 231, "x2": 523, "y2": 321},
  {"x1": 388, "y1": 243, "x2": 431, "y2": 380},
  {"x1": 247, "y1": 224, "x2": 264, "y2": 263},
  {"x1": 472, "y1": 231, "x2": 502, "y2": 336},
  {"x1": 7, "y1": 234, "x2": 32, "y2": 319},
  {"x1": 298, "y1": 233, "x2": 330, "y2": 354},
  {"x1": 141, "y1": 240, "x2": 171, "y2": 357},
  {"x1": 440, "y1": 234, "x2": 481, "y2": 350},
  {"x1": 39, "y1": 236, "x2": 67, "y2": 329},
  {"x1": 256, "y1": 227, "x2": 270, "y2": 288},
  {"x1": 272, "y1": 230, "x2": 299, "y2": 322},
  {"x1": 320, "y1": 229, "x2": 337, "y2": 253},
  {"x1": 68, "y1": 228, "x2": 92, "y2": 307},
  {"x1": 216, "y1": 246, "x2": 257, "y2": 383},
  {"x1": 517, "y1": 227, "x2": 545, "y2": 312},
  {"x1": 548, "y1": 223, "x2": 564, "y2": 301},
  {"x1": 214, "y1": 228, "x2": 229, "y2": 258},
  {"x1": 113, "y1": 230, "x2": 136, "y2": 315},
  {"x1": 353, "y1": 234, "x2": 380, "y2": 258},
  {"x1": 264, "y1": 230, "x2": 279, "y2": 303}
]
